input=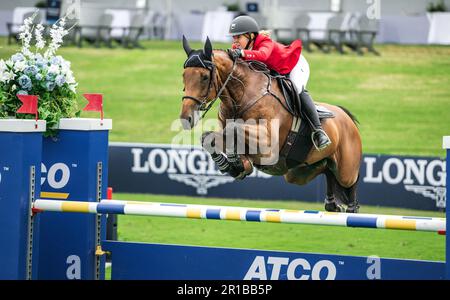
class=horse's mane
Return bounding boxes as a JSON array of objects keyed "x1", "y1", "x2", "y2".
[{"x1": 212, "y1": 49, "x2": 270, "y2": 76}]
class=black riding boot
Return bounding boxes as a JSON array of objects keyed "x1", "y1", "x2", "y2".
[{"x1": 299, "y1": 90, "x2": 331, "y2": 151}]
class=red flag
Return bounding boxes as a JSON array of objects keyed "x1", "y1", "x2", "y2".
[
  {"x1": 17, "y1": 94, "x2": 38, "y2": 121},
  {"x1": 83, "y1": 93, "x2": 103, "y2": 119}
]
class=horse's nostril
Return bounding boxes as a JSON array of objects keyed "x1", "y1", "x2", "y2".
[{"x1": 188, "y1": 116, "x2": 192, "y2": 125}]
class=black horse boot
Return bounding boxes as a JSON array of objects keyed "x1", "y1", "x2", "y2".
[{"x1": 299, "y1": 90, "x2": 331, "y2": 151}]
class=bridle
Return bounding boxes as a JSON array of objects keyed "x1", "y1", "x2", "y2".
[{"x1": 182, "y1": 55, "x2": 237, "y2": 119}]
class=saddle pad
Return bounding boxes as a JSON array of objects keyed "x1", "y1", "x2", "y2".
[{"x1": 281, "y1": 107, "x2": 335, "y2": 169}]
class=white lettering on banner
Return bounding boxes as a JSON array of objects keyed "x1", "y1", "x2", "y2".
[
  {"x1": 366, "y1": 256, "x2": 381, "y2": 279},
  {"x1": 363, "y1": 156, "x2": 446, "y2": 208},
  {"x1": 66, "y1": 255, "x2": 81, "y2": 280},
  {"x1": 244, "y1": 256, "x2": 337, "y2": 280},
  {"x1": 130, "y1": 147, "x2": 271, "y2": 195},
  {"x1": 364, "y1": 157, "x2": 382, "y2": 183},
  {"x1": 41, "y1": 163, "x2": 71, "y2": 189},
  {"x1": 131, "y1": 148, "x2": 148, "y2": 173}
]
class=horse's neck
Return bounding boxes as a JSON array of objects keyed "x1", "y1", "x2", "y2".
[{"x1": 216, "y1": 60, "x2": 260, "y2": 119}]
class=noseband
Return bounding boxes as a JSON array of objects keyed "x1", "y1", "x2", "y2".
[{"x1": 182, "y1": 57, "x2": 237, "y2": 119}]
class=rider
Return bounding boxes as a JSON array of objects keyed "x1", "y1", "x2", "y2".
[{"x1": 226, "y1": 15, "x2": 331, "y2": 151}]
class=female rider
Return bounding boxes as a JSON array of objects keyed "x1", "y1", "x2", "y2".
[{"x1": 227, "y1": 15, "x2": 331, "y2": 151}]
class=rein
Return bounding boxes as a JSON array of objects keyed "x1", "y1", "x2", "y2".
[
  {"x1": 182, "y1": 54, "x2": 292, "y2": 121},
  {"x1": 182, "y1": 59, "x2": 238, "y2": 119}
]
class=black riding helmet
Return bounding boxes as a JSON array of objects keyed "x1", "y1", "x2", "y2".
[{"x1": 227, "y1": 15, "x2": 259, "y2": 36}]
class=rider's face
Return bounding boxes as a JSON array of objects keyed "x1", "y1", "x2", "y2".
[{"x1": 232, "y1": 34, "x2": 250, "y2": 49}]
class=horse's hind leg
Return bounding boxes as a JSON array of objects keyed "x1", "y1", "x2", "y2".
[
  {"x1": 342, "y1": 176, "x2": 360, "y2": 213},
  {"x1": 324, "y1": 169, "x2": 360, "y2": 213},
  {"x1": 284, "y1": 159, "x2": 327, "y2": 186},
  {"x1": 324, "y1": 169, "x2": 345, "y2": 212}
]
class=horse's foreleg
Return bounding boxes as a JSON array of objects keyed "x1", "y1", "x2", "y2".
[
  {"x1": 327, "y1": 154, "x2": 360, "y2": 213},
  {"x1": 201, "y1": 131, "x2": 253, "y2": 179}
]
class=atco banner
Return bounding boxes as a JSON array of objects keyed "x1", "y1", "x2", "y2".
[{"x1": 108, "y1": 143, "x2": 446, "y2": 211}]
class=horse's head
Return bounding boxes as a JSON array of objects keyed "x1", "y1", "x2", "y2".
[{"x1": 180, "y1": 36, "x2": 217, "y2": 129}]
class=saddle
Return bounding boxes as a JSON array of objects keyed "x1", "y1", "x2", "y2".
[
  {"x1": 272, "y1": 71, "x2": 301, "y2": 116},
  {"x1": 249, "y1": 62, "x2": 335, "y2": 168},
  {"x1": 281, "y1": 106, "x2": 335, "y2": 169},
  {"x1": 270, "y1": 71, "x2": 335, "y2": 169}
]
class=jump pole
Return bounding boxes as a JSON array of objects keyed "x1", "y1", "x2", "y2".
[{"x1": 33, "y1": 199, "x2": 446, "y2": 233}]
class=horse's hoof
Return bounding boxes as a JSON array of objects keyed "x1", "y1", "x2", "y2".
[
  {"x1": 345, "y1": 205, "x2": 359, "y2": 213},
  {"x1": 325, "y1": 202, "x2": 345, "y2": 212}
]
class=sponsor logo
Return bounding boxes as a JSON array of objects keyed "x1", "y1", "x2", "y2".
[
  {"x1": 41, "y1": 162, "x2": 71, "y2": 189},
  {"x1": 363, "y1": 156, "x2": 446, "y2": 208},
  {"x1": 244, "y1": 255, "x2": 382, "y2": 280},
  {"x1": 244, "y1": 256, "x2": 337, "y2": 280},
  {"x1": 131, "y1": 146, "x2": 271, "y2": 195}
]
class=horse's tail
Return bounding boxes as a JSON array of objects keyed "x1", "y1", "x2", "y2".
[{"x1": 337, "y1": 105, "x2": 360, "y2": 129}]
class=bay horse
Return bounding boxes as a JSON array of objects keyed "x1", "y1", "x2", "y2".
[{"x1": 180, "y1": 37, "x2": 362, "y2": 213}]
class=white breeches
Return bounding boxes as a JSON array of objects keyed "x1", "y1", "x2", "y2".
[{"x1": 289, "y1": 54, "x2": 310, "y2": 93}]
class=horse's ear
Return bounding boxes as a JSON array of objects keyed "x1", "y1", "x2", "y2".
[
  {"x1": 182, "y1": 35, "x2": 192, "y2": 56},
  {"x1": 204, "y1": 36, "x2": 213, "y2": 60}
]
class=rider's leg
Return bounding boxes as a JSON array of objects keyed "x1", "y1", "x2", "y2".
[
  {"x1": 289, "y1": 55, "x2": 331, "y2": 151},
  {"x1": 300, "y1": 90, "x2": 331, "y2": 150}
]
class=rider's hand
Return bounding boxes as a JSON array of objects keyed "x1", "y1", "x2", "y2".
[{"x1": 227, "y1": 48, "x2": 243, "y2": 61}]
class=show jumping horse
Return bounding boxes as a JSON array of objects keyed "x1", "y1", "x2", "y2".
[{"x1": 179, "y1": 37, "x2": 362, "y2": 213}]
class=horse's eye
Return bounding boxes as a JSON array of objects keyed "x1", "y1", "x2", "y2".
[{"x1": 201, "y1": 74, "x2": 209, "y2": 82}]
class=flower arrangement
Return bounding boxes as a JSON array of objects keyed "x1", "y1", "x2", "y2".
[{"x1": 0, "y1": 11, "x2": 80, "y2": 136}]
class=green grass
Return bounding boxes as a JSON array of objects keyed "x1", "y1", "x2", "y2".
[{"x1": 1, "y1": 39, "x2": 448, "y2": 263}]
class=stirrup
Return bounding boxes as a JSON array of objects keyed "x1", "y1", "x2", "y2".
[{"x1": 311, "y1": 129, "x2": 331, "y2": 151}]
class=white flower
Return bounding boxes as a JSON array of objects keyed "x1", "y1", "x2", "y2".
[
  {"x1": 35, "y1": 24, "x2": 46, "y2": 50},
  {"x1": 65, "y1": 71, "x2": 75, "y2": 84},
  {"x1": 60, "y1": 60, "x2": 71, "y2": 74},
  {"x1": 1, "y1": 70, "x2": 16, "y2": 83},
  {"x1": 14, "y1": 60, "x2": 27, "y2": 72},
  {"x1": 44, "y1": 17, "x2": 69, "y2": 58},
  {"x1": 48, "y1": 64, "x2": 60, "y2": 74},
  {"x1": 11, "y1": 84, "x2": 17, "y2": 91},
  {"x1": 18, "y1": 11, "x2": 38, "y2": 58},
  {"x1": 5, "y1": 59, "x2": 14, "y2": 68},
  {"x1": 68, "y1": 83, "x2": 77, "y2": 93},
  {"x1": 0, "y1": 59, "x2": 6, "y2": 73}
]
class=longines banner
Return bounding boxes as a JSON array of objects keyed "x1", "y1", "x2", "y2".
[{"x1": 108, "y1": 142, "x2": 446, "y2": 211}]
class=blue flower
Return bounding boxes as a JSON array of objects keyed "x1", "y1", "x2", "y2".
[
  {"x1": 18, "y1": 75, "x2": 32, "y2": 90},
  {"x1": 35, "y1": 55, "x2": 47, "y2": 67},
  {"x1": 35, "y1": 73, "x2": 43, "y2": 81},
  {"x1": 46, "y1": 82, "x2": 56, "y2": 91},
  {"x1": 24, "y1": 65, "x2": 39, "y2": 76},
  {"x1": 11, "y1": 53, "x2": 25, "y2": 62},
  {"x1": 55, "y1": 74, "x2": 66, "y2": 87},
  {"x1": 17, "y1": 90, "x2": 28, "y2": 95},
  {"x1": 46, "y1": 73, "x2": 55, "y2": 81},
  {"x1": 50, "y1": 56, "x2": 61, "y2": 65}
]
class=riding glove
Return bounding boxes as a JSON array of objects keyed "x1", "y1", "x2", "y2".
[{"x1": 227, "y1": 49, "x2": 243, "y2": 61}]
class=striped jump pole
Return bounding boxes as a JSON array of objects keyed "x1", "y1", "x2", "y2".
[{"x1": 33, "y1": 199, "x2": 446, "y2": 233}]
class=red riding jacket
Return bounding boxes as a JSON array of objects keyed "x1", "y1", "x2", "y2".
[{"x1": 234, "y1": 34, "x2": 302, "y2": 75}]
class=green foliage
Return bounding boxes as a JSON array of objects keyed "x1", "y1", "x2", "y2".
[
  {"x1": 225, "y1": 2, "x2": 240, "y2": 11},
  {"x1": 427, "y1": 0, "x2": 447, "y2": 12},
  {"x1": 35, "y1": 1, "x2": 47, "y2": 8}
]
